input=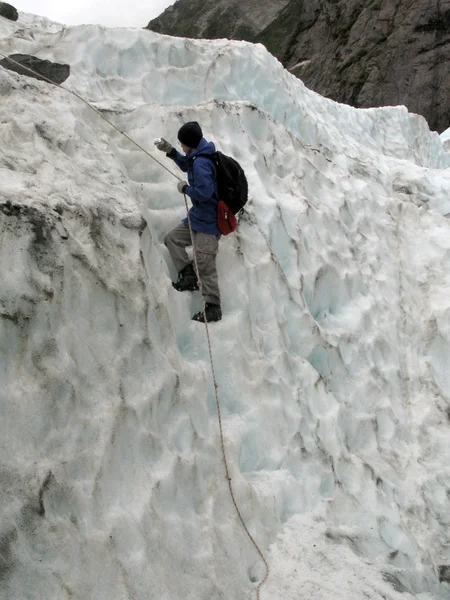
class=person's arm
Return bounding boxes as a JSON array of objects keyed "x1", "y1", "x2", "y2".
[
  {"x1": 167, "y1": 147, "x2": 189, "y2": 173},
  {"x1": 185, "y1": 158, "x2": 216, "y2": 203}
]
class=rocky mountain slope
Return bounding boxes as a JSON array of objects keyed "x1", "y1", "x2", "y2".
[
  {"x1": 147, "y1": 0, "x2": 450, "y2": 133},
  {"x1": 147, "y1": 0, "x2": 290, "y2": 40}
]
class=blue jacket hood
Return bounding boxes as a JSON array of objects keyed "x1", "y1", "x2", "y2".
[{"x1": 189, "y1": 138, "x2": 216, "y2": 157}]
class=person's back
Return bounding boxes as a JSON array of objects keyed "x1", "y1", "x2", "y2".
[{"x1": 155, "y1": 122, "x2": 222, "y2": 323}]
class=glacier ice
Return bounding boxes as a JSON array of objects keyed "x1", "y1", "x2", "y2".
[
  {"x1": 1, "y1": 11, "x2": 450, "y2": 600},
  {"x1": 441, "y1": 128, "x2": 450, "y2": 154}
]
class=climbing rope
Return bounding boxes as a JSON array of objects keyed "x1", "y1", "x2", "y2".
[
  {"x1": 0, "y1": 51, "x2": 270, "y2": 598},
  {"x1": 184, "y1": 197, "x2": 270, "y2": 599},
  {"x1": 0, "y1": 52, "x2": 182, "y2": 183}
]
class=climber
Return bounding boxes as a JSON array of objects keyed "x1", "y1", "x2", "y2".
[{"x1": 155, "y1": 121, "x2": 222, "y2": 323}]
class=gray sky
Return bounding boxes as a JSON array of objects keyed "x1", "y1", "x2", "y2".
[{"x1": 14, "y1": 1, "x2": 174, "y2": 28}]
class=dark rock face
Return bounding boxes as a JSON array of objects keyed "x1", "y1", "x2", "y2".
[
  {"x1": 256, "y1": 0, "x2": 450, "y2": 133},
  {"x1": 147, "y1": 0, "x2": 450, "y2": 133},
  {"x1": 0, "y1": 54, "x2": 70, "y2": 85},
  {"x1": 147, "y1": 0, "x2": 290, "y2": 41},
  {"x1": 0, "y1": 2, "x2": 18, "y2": 21},
  {"x1": 439, "y1": 565, "x2": 450, "y2": 584}
]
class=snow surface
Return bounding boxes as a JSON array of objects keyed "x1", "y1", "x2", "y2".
[{"x1": 1, "y1": 11, "x2": 450, "y2": 600}]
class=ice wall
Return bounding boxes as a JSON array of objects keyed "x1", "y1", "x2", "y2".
[
  {"x1": 1, "y1": 13, "x2": 449, "y2": 171},
  {"x1": 441, "y1": 128, "x2": 450, "y2": 154},
  {"x1": 1, "y1": 12, "x2": 450, "y2": 600}
]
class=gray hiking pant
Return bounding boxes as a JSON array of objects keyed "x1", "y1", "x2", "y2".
[{"x1": 164, "y1": 223, "x2": 221, "y2": 305}]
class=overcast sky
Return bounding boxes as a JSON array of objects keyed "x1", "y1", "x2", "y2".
[{"x1": 14, "y1": 1, "x2": 174, "y2": 28}]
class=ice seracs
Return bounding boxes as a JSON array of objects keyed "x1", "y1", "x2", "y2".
[
  {"x1": 1, "y1": 11, "x2": 450, "y2": 600},
  {"x1": 441, "y1": 127, "x2": 450, "y2": 153}
]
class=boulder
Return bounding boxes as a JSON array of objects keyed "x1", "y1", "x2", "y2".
[
  {"x1": 0, "y1": 2, "x2": 18, "y2": 21},
  {"x1": 0, "y1": 54, "x2": 70, "y2": 85}
]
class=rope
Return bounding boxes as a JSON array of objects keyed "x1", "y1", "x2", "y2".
[
  {"x1": 0, "y1": 52, "x2": 182, "y2": 183},
  {"x1": 184, "y1": 196, "x2": 270, "y2": 599},
  {"x1": 0, "y1": 51, "x2": 269, "y2": 599}
]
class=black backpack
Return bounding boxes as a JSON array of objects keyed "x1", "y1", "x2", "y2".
[{"x1": 196, "y1": 151, "x2": 248, "y2": 216}]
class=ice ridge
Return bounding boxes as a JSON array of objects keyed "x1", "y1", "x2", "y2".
[{"x1": 1, "y1": 12, "x2": 450, "y2": 600}]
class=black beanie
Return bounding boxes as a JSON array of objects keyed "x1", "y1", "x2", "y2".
[{"x1": 177, "y1": 121, "x2": 203, "y2": 149}]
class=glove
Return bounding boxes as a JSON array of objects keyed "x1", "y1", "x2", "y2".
[
  {"x1": 154, "y1": 138, "x2": 173, "y2": 154},
  {"x1": 177, "y1": 181, "x2": 188, "y2": 194}
]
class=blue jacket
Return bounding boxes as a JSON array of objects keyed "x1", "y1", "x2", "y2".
[{"x1": 171, "y1": 138, "x2": 219, "y2": 235}]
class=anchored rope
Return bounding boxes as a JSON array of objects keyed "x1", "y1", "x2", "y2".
[
  {"x1": 184, "y1": 197, "x2": 270, "y2": 599},
  {"x1": 0, "y1": 51, "x2": 270, "y2": 598},
  {"x1": 0, "y1": 52, "x2": 182, "y2": 183}
]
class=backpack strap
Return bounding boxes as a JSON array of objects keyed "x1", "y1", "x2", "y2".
[
  {"x1": 191, "y1": 153, "x2": 218, "y2": 180},
  {"x1": 192, "y1": 152, "x2": 218, "y2": 164}
]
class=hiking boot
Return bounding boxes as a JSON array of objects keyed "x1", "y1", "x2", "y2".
[
  {"x1": 172, "y1": 263, "x2": 199, "y2": 292},
  {"x1": 192, "y1": 303, "x2": 222, "y2": 323}
]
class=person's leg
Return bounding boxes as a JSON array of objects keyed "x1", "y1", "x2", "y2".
[
  {"x1": 164, "y1": 222, "x2": 194, "y2": 271},
  {"x1": 193, "y1": 232, "x2": 221, "y2": 306}
]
